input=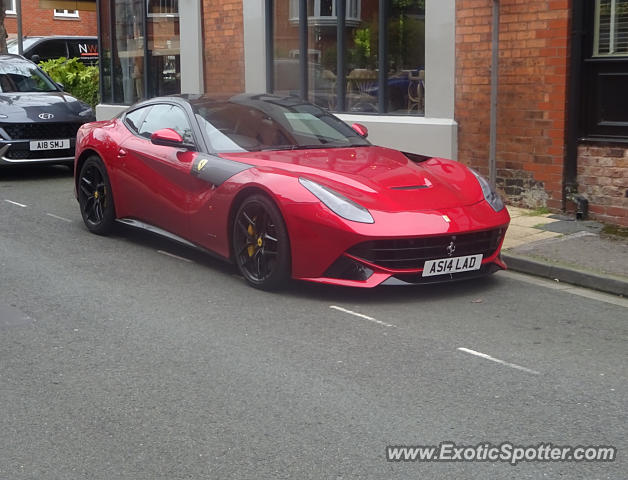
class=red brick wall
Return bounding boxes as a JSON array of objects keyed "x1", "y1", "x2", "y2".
[
  {"x1": 456, "y1": 0, "x2": 571, "y2": 211},
  {"x1": 5, "y1": 0, "x2": 97, "y2": 37},
  {"x1": 577, "y1": 145, "x2": 628, "y2": 227},
  {"x1": 202, "y1": 0, "x2": 245, "y2": 94}
]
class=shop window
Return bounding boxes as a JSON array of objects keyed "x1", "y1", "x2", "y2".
[
  {"x1": 273, "y1": 0, "x2": 425, "y2": 115},
  {"x1": 99, "y1": 0, "x2": 181, "y2": 104}
]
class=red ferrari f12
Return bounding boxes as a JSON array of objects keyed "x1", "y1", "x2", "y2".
[{"x1": 74, "y1": 94, "x2": 510, "y2": 289}]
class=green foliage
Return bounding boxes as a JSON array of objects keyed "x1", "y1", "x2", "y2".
[
  {"x1": 392, "y1": 0, "x2": 425, "y2": 9},
  {"x1": 38, "y1": 57, "x2": 99, "y2": 108}
]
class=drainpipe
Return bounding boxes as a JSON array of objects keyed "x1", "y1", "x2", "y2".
[
  {"x1": 489, "y1": 0, "x2": 499, "y2": 188},
  {"x1": 564, "y1": 0, "x2": 585, "y2": 211},
  {"x1": 16, "y1": 0, "x2": 23, "y2": 55}
]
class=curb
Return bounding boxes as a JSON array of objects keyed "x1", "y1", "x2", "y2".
[{"x1": 502, "y1": 252, "x2": 628, "y2": 297}]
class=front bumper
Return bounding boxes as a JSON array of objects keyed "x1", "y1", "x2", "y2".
[
  {"x1": 0, "y1": 121, "x2": 84, "y2": 166},
  {"x1": 284, "y1": 200, "x2": 511, "y2": 288},
  {"x1": 0, "y1": 140, "x2": 76, "y2": 165}
]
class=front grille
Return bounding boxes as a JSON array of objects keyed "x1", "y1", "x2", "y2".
[
  {"x1": 5, "y1": 147, "x2": 74, "y2": 160},
  {"x1": 1, "y1": 122, "x2": 83, "y2": 140},
  {"x1": 347, "y1": 228, "x2": 505, "y2": 270}
]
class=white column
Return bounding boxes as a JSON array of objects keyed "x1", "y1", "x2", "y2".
[
  {"x1": 243, "y1": 1, "x2": 267, "y2": 93},
  {"x1": 180, "y1": 0, "x2": 204, "y2": 94},
  {"x1": 425, "y1": 0, "x2": 456, "y2": 119}
]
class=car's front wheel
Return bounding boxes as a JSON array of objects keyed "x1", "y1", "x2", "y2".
[
  {"x1": 232, "y1": 194, "x2": 291, "y2": 290},
  {"x1": 78, "y1": 155, "x2": 116, "y2": 235}
]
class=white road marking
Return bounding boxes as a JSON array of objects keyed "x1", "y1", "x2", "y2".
[
  {"x1": 457, "y1": 347, "x2": 540, "y2": 375},
  {"x1": 46, "y1": 213, "x2": 72, "y2": 223},
  {"x1": 502, "y1": 271, "x2": 628, "y2": 309},
  {"x1": 329, "y1": 305, "x2": 396, "y2": 328},
  {"x1": 156, "y1": 250, "x2": 192, "y2": 263},
  {"x1": 4, "y1": 199, "x2": 27, "y2": 208}
]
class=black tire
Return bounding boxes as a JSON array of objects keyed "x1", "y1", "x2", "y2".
[
  {"x1": 232, "y1": 194, "x2": 291, "y2": 290},
  {"x1": 77, "y1": 155, "x2": 116, "y2": 235}
]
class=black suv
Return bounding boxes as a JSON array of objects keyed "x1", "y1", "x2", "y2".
[
  {"x1": 0, "y1": 54, "x2": 95, "y2": 166},
  {"x1": 7, "y1": 36, "x2": 98, "y2": 66}
]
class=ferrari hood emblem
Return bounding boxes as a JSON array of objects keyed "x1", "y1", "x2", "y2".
[
  {"x1": 442, "y1": 215, "x2": 451, "y2": 223},
  {"x1": 197, "y1": 159, "x2": 208, "y2": 171}
]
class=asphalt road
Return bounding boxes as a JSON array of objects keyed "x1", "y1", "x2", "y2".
[{"x1": 1, "y1": 166, "x2": 627, "y2": 479}]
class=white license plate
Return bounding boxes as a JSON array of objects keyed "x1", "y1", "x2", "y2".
[
  {"x1": 422, "y1": 254, "x2": 483, "y2": 277},
  {"x1": 29, "y1": 139, "x2": 70, "y2": 151}
]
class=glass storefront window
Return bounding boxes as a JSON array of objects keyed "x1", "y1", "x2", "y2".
[
  {"x1": 388, "y1": 1, "x2": 425, "y2": 113},
  {"x1": 345, "y1": 0, "x2": 378, "y2": 112},
  {"x1": 307, "y1": 5, "x2": 338, "y2": 110},
  {"x1": 147, "y1": 0, "x2": 181, "y2": 96},
  {"x1": 100, "y1": 0, "x2": 181, "y2": 104},
  {"x1": 273, "y1": 0, "x2": 301, "y2": 97},
  {"x1": 113, "y1": 0, "x2": 144, "y2": 104},
  {"x1": 272, "y1": 0, "x2": 425, "y2": 116}
]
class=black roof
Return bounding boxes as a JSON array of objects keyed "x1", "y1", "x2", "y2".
[{"x1": 131, "y1": 93, "x2": 310, "y2": 110}]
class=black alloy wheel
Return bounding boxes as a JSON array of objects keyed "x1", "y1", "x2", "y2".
[
  {"x1": 232, "y1": 194, "x2": 291, "y2": 290},
  {"x1": 78, "y1": 155, "x2": 116, "y2": 235}
]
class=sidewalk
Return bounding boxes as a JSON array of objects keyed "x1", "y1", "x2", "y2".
[{"x1": 501, "y1": 206, "x2": 628, "y2": 297}]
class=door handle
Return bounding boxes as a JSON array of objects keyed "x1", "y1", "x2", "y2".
[{"x1": 117, "y1": 148, "x2": 127, "y2": 158}]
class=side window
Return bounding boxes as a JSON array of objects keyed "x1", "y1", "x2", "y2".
[
  {"x1": 30, "y1": 40, "x2": 67, "y2": 61},
  {"x1": 138, "y1": 104, "x2": 194, "y2": 144},
  {"x1": 124, "y1": 106, "x2": 151, "y2": 133}
]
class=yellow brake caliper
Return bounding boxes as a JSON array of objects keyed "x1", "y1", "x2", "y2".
[{"x1": 247, "y1": 223, "x2": 256, "y2": 257}]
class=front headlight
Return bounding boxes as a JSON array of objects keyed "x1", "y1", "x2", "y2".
[
  {"x1": 299, "y1": 177, "x2": 374, "y2": 224},
  {"x1": 469, "y1": 168, "x2": 504, "y2": 212},
  {"x1": 78, "y1": 107, "x2": 94, "y2": 118}
]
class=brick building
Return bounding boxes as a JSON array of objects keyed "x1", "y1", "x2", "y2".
[
  {"x1": 456, "y1": 0, "x2": 627, "y2": 226},
  {"x1": 4, "y1": 0, "x2": 97, "y2": 37},
  {"x1": 93, "y1": 0, "x2": 627, "y2": 226}
]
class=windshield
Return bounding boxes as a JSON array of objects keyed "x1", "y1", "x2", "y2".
[
  {"x1": 192, "y1": 95, "x2": 371, "y2": 153},
  {"x1": 6, "y1": 38, "x2": 40, "y2": 55},
  {"x1": 0, "y1": 61, "x2": 58, "y2": 93}
]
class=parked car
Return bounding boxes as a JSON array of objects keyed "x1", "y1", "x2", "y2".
[
  {"x1": 0, "y1": 54, "x2": 95, "y2": 166},
  {"x1": 74, "y1": 94, "x2": 509, "y2": 290},
  {"x1": 7, "y1": 36, "x2": 98, "y2": 66}
]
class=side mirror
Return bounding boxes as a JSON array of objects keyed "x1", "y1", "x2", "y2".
[
  {"x1": 30, "y1": 54, "x2": 41, "y2": 64},
  {"x1": 151, "y1": 128, "x2": 194, "y2": 149},
  {"x1": 351, "y1": 123, "x2": 368, "y2": 138},
  {"x1": 56, "y1": 82, "x2": 64, "y2": 91}
]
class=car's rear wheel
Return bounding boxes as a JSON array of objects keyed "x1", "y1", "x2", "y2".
[
  {"x1": 78, "y1": 155, "x2": 116, "y2": 235},
  {"x1": 232, "y1": 194, "x2": 291, "y2": 290}
]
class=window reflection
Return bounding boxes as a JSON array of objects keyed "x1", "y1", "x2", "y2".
[
  {"x1": 388, "y1": 1, "x2": 425, "y2": 113},
  {"x1": 273, "y1": 0, "x2": 301, "y2": 97},
  {"x1": 100, "y1": 0, "x2": 181, "y2": 104},
  {"x1": 113, "y1": 0, "x2": 144, "y2": 104},
  {"x1": 274, "y1": 0, "x2": 426, "y2": 116},
  {"x1": 147, "y1": 0, "x2": 181, "y2": 96}
]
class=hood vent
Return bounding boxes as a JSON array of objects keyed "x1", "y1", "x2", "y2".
[
  {"x1": 390, "y1": 185, "x2": 429, "y2": 191},
  {"x1": 402, "y1": 151, "x2": 430, "y2": 163}
]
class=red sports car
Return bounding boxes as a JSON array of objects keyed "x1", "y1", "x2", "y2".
[{"x1": 74, "y1": 94, "x2": 509, "y2": 289}]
